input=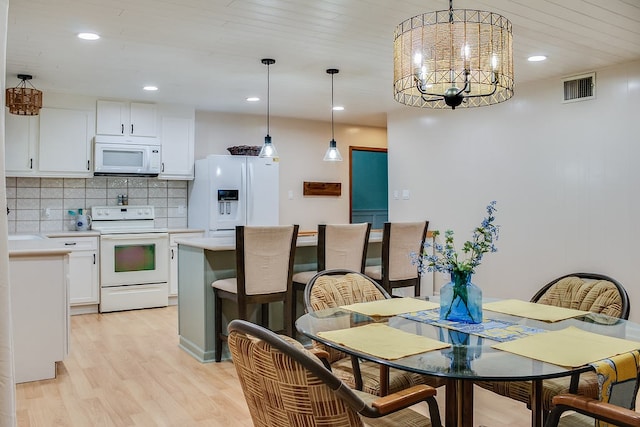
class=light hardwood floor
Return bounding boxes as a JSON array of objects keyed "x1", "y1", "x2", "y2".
[{"x1": 12, "y1": 306, "x2": 613, "y2": 426}]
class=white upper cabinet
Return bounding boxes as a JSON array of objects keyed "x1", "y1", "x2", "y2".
[
  {"x1": 159, "y1": 116, "x2": 195, "y2": 179},
  {"x1": 38, "y1": 108, "x2": 91, "y2": 176},
  {"x1": 5, "y1": 112, "x2": 38, "y2": 174},
  {"x1": 5, "y1": 108, "x2": 91, "y2": 177},
  {"x1": 130, "y1": 102, "x2": 157, "y2": 137},
  {"x1": 96, "y1": 100, "x2": 157, "y2": 137}
]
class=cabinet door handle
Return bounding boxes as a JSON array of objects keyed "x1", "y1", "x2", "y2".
[
  {"x1": 161, "y1": 163, "x2": 165, "y2": 172},
  {"x1": 30, "y1": 158, "x2": 33, "y2": 169},
  {"x1": 171, "y1": 248, "x2": 175, "y2": 260},
  {"x1": 93, "y1": 253, "x2": 96, "y2": 264},
  {"x1": 87, "y1": 160, "x2": 90, "y2": 171},
  {"x1": 121, "y1": 123, "x2": 124, "y2": 134},
  {"x1": 64, "y1": 242, "x2": 77, "y2": 246},
  {"x1": 131, "y1": 124, "x2": 134, "y2": 134}
]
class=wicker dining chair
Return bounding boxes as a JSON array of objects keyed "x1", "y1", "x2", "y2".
[
  {"x1": 476, "y1": 272, "x2": 631, "y2": 419},
  {"x1": 227, "y1": 319, "x2": 443, "y2": 427},
  {"x1": 291, "y1": 223, "x2": 371, "y2": 328},
  {"x1": 304, "y1": 269, "x2": 446, "y2": 396},
  {"x1": 545, "y1": 395, "x2": 640, "y2": 427},
  {"x1": 364, "y1": 221, "x2": 429, "y2": 297},
  {"x1": 544, "y1": 349, "x2": 640, "y2": 427}
]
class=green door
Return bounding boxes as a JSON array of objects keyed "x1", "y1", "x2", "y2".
[{"x1": 350, "y1": 148, "x2": 388, "y2": 229}]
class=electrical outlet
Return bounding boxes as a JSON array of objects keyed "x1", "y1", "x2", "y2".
[
  {"x1": 43, "y1": 208, "x2": 51, "y2": 219},
  {"x1": 402, "y1": 189, "x2": 410, "y2": 200}
]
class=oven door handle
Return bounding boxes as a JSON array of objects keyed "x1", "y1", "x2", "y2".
[{"x1": 100, "y1": 234, "x2": 168, "y2": 241}]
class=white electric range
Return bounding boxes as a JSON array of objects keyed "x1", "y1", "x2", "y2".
[{"x1": 91, "y1": 206, "x2": 169, "y2": 313}]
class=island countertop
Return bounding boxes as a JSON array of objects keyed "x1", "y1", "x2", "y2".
[{"x1": 174, "y1": 230, "x2": 382, "y2": 251}]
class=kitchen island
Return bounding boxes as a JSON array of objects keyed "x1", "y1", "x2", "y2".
[
  {"x1": 175, "y1": 232, "x2": 384, "y2": 362},
  {"x1": 8, "y1": 237, "x2": 72, "y2": 383}
]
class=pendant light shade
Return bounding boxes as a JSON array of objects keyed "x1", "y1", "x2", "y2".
[
  {"x1": 259, "y1": 58, "x2": 279, "y2": 159},
  {"x1": 6, "y1": 74, "x2": 43, "y2": 116},
  {"x1": 323, "y1": 68, "x2": 343, "y2": 162}
]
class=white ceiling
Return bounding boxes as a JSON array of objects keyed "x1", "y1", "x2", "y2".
[{"x1": 5, "y1": 0, "x2": 640, "y2": 127}]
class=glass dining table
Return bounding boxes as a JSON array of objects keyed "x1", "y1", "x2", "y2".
[{"x1": 295, "y1": 300, "x2": 640, "y2": 427}]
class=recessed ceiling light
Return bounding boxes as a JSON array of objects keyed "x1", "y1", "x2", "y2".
[
  {"x1": 143, "y1": 86, "x2": 158, "y2": 91},
  {"x1": 528, "y1": 55, "x2": 547, "y2": 62},
  {"x1": 246, "y1": 97, "x2": 260, "y2": 102},
  {"x1": 332, "y1": 106, "x2": 344, "y2": 111},
  {"x1": 77, "y1": 32, "x2": 100, "y2": 40}
]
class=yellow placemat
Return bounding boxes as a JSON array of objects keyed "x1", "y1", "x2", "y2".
[
  {"x1": 318, "y1": 323, "x2": 450, "y2": 360},
  {"x1": 340, "y1": 298, "x2": 439, "y2": 317},
  {"x1": 483, "y1": 299, "x2": 589, "y2": 322},
  {"x1": 492, "y1": 326, "x2": 640, "y2": 368}
]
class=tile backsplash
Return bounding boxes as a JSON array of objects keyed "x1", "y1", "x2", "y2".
[{"x1": 5, "y1": 177, "x2": 189, "y2": 233}]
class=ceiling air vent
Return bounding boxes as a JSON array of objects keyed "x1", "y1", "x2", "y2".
[{"x1": 562, "y1": 72, "x2": 595, "y2": 103}]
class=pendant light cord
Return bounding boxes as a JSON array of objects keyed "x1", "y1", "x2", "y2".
[
  {"x1": 331, "y1": 72, "x2": 335, "y2": 141},
  {"x1": 261, "y1": 58, "x2": 275, "y2": 137},
  {"x1": 266, "y1": 62, "x2": 270, "y2": 135},
  {"x1": 327, "y1": 68, "x2": 339, "y2": 141}
]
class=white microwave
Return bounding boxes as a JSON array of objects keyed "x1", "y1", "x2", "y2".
[{"x1": 94, "y1": 140, "x2": 161, "y2": 176}]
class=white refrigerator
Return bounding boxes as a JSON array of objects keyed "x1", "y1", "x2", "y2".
[{"x1": 188, "y1": 154, "x2": 279, "y2": 238}]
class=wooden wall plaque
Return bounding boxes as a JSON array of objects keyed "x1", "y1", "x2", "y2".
[{"x1": 303, "y1": 181, "x2": 342, "y2": 196}]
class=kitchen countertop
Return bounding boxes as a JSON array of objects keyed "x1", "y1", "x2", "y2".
[
  {"x1": 44, "y1": 231, "x2": 101, "y2": 238},
  {"x1": 8, "y1": 238, "x2": 73, "y2": 257},
  {"x1": 7, "y1": 229, "x2": 204, "y2": 255},
  {"x1": 167, "y1": 228, "x2": 205, "y2": 234}
]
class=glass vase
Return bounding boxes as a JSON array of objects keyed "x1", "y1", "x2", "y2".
[{"x1": 439, "y1": 270, "x2": 483, "y2": 324}]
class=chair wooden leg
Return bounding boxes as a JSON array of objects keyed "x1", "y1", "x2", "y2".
[
  {"x1": 284, "y1": 297, "x2": 293, "y2": 337},
  {"x1": 214, "y1": 291, "x2": 223, "y2": 362},
  {"x1": 292, "y1": 282, "x2": 303, "y2": 336}
]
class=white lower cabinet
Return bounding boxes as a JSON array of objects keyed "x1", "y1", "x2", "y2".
[
  {"x1": 169, "y1": 231, "x2": 204, "y2": 302},
  {"x1": 48, "y1": 236, "x2": 100, "y2": 313},
  {"x1": 9, "y1": 252, "x2": 69, "y2": 383}
]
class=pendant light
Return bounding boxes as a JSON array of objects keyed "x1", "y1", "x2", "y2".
[
  {"x1": 6, "y1": 74, "x2": 43, "y2": 116},
  {"x1": 259, "y1": 58, "x2": 278, "y2": 159},
  {"x1": 323, "y1": 68, "x2": 343, "y2": 162}
]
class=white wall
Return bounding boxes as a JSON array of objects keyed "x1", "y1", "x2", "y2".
[
  {"x1": 195, "y1": 111, "x2": 387, "y2": 231},
  {"x1": 388, "y1": 60, "x2": 640, "y2": 322}
]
